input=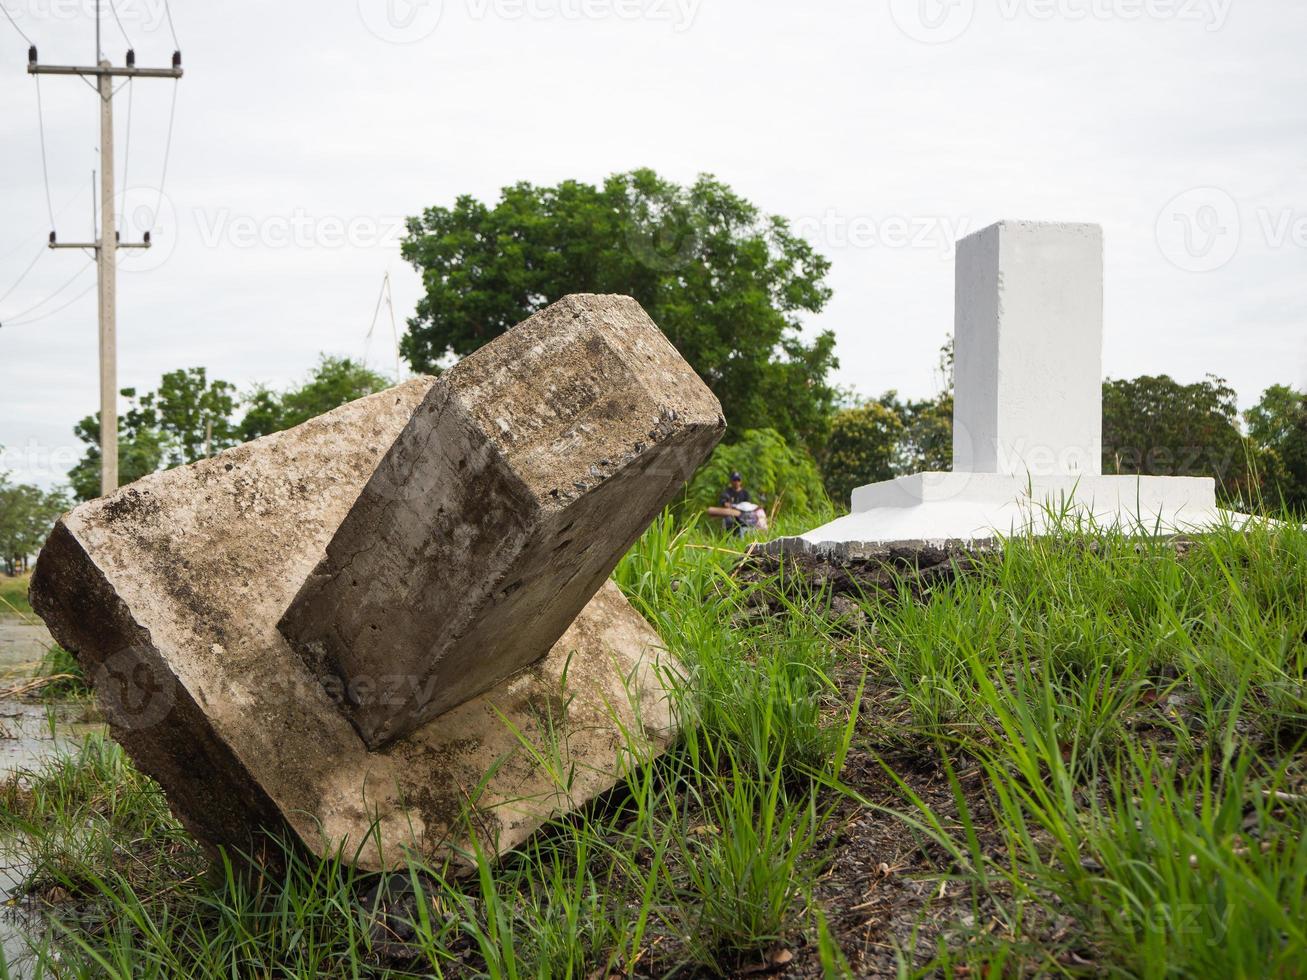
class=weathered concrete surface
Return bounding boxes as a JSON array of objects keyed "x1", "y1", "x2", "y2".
[
  {"x1": 279, "y1": 294, "x2": 724, "y2": 748},
  {"x1": 30, "y1": 373, "x2": 683, "y2": 870}
]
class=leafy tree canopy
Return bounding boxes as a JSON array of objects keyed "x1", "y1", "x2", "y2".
[
  {"x1": 400, "y1": 169, "x2": 839, "y2": 452},
  {"x1": 1245, "y1": 384, "x2": 1307, "y2": 512},
  {"x1": 683, "y1": 428, "x2": 831, "y2": 525},
  {"x1": 239, "y1": 356, "x2": 391, "y2": 441},
  {"x1": 69, "y1": 389, "x2": 170, "y2": 502},
  {"x1": 1101, "y1": 374, "x2": 1249, "y2": 500},
  {"x1": 71, "y1": 357, "x2": 391, "y2": 501},
  {"x1": 157, "y1": 368, "x2": 240, "y2": 466},
  {"x1": 0, "y1": 468, "x2": 68, "y2": 573},
  {"x1": 821, "y1": 400, "x2": 904, "y2": 507}
]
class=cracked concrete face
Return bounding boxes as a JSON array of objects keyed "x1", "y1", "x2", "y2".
[
  {"x1": 279, "y1": 294, "x2": 725, "y2": 748},
  {"x1": 29, "y1": 295, "x2": 721, "y2": 867}
]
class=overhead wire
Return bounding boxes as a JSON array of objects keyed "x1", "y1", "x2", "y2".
[
  {"x1": 4, "y1": 278, "x2": 97, "y2": 328},
  {"x1": 120, "y1": 77, "x2": 133, "y2": 211},
  {"x1": 161, "y1": 0, "x2": 180, "y2": 49},
  {"x1": 0, "y1": 262, "x2": 94, "y2": 326},
  {"x1": 106, "y1": 0, "x2": 132, "y2": 49},
  {"x1": 0, "y1": 245, "x2": 46, "y2": 306},
  {"x1": 33, "y1": 77, "x2": 58, "y2": 231},
  {"x1": 0, "y1": 3, "x2": 33, "y2": 45},
  {"x1": 149, "y1": 80, "x2": 178, "y2": 233}
]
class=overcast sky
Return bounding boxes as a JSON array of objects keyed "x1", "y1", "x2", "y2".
[{"x1": 1, "y1": 0, "x2": 1304, "y2": 489}]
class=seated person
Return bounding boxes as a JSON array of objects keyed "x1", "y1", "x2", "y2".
[{"x1": 706, "y1": 472, "x2": 766, "y2": 535}]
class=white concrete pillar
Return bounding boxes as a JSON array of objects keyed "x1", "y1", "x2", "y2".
[{"x1": 952, "y1": 221, "x2": 1104, "y2": 476}]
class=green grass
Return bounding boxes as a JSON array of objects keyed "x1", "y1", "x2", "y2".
[
  {"x1": 2, "y1": 513, "x2": 1306, "y2": 977},
  {"x1": 0, "y1": 573, "x2": 32, "y2": 617}
]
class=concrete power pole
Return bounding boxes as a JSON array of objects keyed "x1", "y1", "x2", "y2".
[{"x1": 28, "y1": 7, "x2": 182, "y2": 497}]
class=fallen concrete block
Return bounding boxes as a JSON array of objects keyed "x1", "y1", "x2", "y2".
[
  {"x1": 279, "y1": 293, "x2": 725, "y2": 748},
  {"x1": 30, "y1": 295, "x2": 723, "y2": 868}
]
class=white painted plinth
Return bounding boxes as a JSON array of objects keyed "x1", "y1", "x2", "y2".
[
  {"x1": 776, "y1": 219, "x2": 1251, "y2": 557},
  {"x1": 784, "y1": 473, "x2": 1241, "y2": 556}
]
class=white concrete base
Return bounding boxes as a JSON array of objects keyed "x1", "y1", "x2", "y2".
[{"x1": 774, "y1": 473, "x2": 1247, "y2": 557}]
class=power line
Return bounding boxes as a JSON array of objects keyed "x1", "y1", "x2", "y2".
[
  {"x1": 33, "y1": 77, "x2": 57, "y2": 231},
  {"x1": 0, "y1": 3, "x2": 33, "y2": 46},
  {"x1": 121, "y1": 78, "x2": 133, "y2": 206},
  {"x1": 0, "y1": 262, "x2": 94, "y2": 324},
  {"x1": 161, "y1": 0, "x2": 180, "y2": 49},
  {"x1": 364, "y1": 272, "x2": 404, "y2": 382},
  {"x1": 106, "y1": 0, "x2": 133, "y2": 50},
  {"x1": 4, "y1": 278, "x2": 97, "y2": 328},
  {"x1": 0, "y1": 245, "x2": 46, "y2": 306},
  {"x1": 150, "y1": 80, "x2": 178, "y2": 233},
  {"x1": 28, "y1": 34, "x2": 183, "y2": 496}
]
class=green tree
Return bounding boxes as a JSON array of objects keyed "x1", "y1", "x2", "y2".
[
  {"x1": 893, "y1": 393, "x2": 954, "y2": 474},
  {"x1": 400, "y1": 169, "x2": 838, "y2": 452},
  {"x1": 0, "y1": 472, "x2": 69, "y2": 574},
  {"x1": 69, "y1": 357, "x2": 389, "y2": 501},
  {"x1": 156, "y1": 367, "x2": 239, "y2": 466},
  {"x1": 1245, "y1": 384, "x2": 1307, "y2": 512},
  {"x1": 879, "y1": 338, "x2": 956, "y2": 476},
  {"x1": 822, "y1": 400, "x2": 904, "y2": 507},
  {"x1": 1102, "y1": 374, "x2": 1251, "y2": 502},
  {"x1": 683, "y1": 428, "x2": 831, "y2": 525},
  {"x1": 239, "y1": 356, "x2": 391, "y2": 440},
  {"x1": 69, "y1": 389, "x2": 170, "y2": 502}
]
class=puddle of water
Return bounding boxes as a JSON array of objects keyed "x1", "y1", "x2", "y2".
[
  {"x1": 0, "y1": 615, "x2": 103, "y2": 976},
  {"x1": 0, "y1": 701, "x2": 102, "y2": 775},
  {"x1": 1, "y1": 860, "x2": 43, "y2": 978},
  {"x1": 0, "y1": 621, "x2": 50, "y2": 670}
]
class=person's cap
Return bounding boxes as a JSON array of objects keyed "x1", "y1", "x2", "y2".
[{"x1": 729, "y1": 471, "x2": 743, "y2": 481}]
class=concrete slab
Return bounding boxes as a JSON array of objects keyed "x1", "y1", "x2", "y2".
[
  {"x1": 30, "y1": 296, "x2": 711, "y2": 869},
  {"x1": 280, "y1": 294, "x2": 724, "y2": 748}
]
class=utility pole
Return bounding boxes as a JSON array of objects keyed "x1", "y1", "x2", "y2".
[{"x1": 28, "y1": 4, "x2": 182, "y2": 496}]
